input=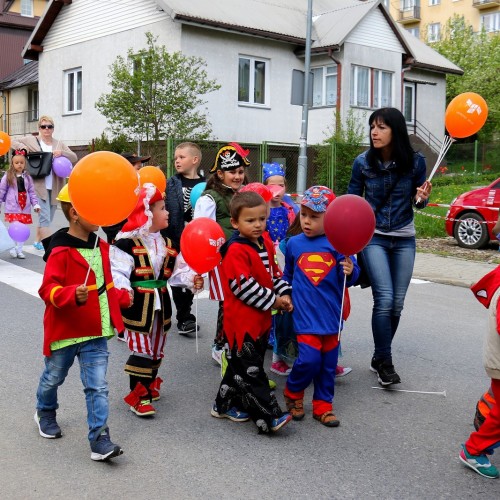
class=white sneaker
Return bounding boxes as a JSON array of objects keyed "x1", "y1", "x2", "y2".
[
  {"x1": 17, "y1": 252, "x2": 26, "y2": 259},
  {"x1": 211, "y1": 345, "x2": 223, "y2": 366},
  {"x1": 9, "y1": 248, "x2": 17, "y2": 258}
]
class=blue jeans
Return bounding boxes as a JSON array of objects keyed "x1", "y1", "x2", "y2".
[
  {"x1": 363, "y1": 234, "x2": 415, "y2": 360},
  {"x1": 36, "y1": 337, "x2": 110, "y2": 442}
]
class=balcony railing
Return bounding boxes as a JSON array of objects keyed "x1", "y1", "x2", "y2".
[
  {"x1": 472, "y1": 0, "x2": 500, "y2": 10},
  {"x1": 398, "y1": 6, "x2": 421, "y2": 24},
  {"x1": 1, "y1": 110, "x2": 39, "y2": 137}
]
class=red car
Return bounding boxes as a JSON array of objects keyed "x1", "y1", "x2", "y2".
[{"x1": 445, "y1": 178, "x2": 500, "y2": 249}]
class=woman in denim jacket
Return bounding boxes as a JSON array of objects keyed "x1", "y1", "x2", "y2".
[{"x1": 348, "y1": 107, "x2": 432, "y2": 386}]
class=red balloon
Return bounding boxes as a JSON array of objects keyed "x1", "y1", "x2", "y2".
[
  {"x1": 324, "y1": 194, "x2": 375, "y2": 256},
  {"x1": 240, "y1": 182, "x2": 273, "y2": 202},
  {"x1": 180, "y1": 218, "x2": 226, "y2": 274}
]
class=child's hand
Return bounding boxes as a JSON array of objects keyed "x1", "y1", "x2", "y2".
[
  {"x1": 76, "y1": 284, "x2": 88, "y2": 305},
  {"x1": 193, "y1": 274, "x2": 204, "y2": 290},
  {"x1": 127, "y1": 289, "x2": 134, "y2": 307},
  {"x1": 340, "y1": 257, "x2": 354, "y2": 276},
  {"x1": 34, "y1": 205, "x2": 41, "y2": 213},
  {"x1": 280, "y1": 295, "x2": 294, "y2": 313}
]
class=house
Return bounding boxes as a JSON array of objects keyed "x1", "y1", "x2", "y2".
[
  {"x1": 19, "y1": 0, "x2": 462, "y2": 150},
  {"x1": 0, "y1": 0, "x2": 47, "y2": 131}
]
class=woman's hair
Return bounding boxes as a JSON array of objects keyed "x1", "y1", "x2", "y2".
[
  {"x1": 6, "y1": 153, "x2": 26, "y2": 187},
  {"x1": 230, "y1": 191, "x2": 266, "y2": 220},
  {"x1": 38, "y1": 115, "x2": 54, "y2": 127},
  {"x1": 366, "y1": 107, "x2": 414, "y2": 174}
]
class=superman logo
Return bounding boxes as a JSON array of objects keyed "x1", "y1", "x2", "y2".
[{"x1": 297, "y1": 252, "x2": 336, "y2": 286}]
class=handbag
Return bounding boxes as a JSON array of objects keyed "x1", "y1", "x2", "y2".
[
  {"x1": 26, "y1": 139, "x2": 53, "y2": 179},
  {"x1": 355, "y1": 173, "x2": 401, "y2": 289}
]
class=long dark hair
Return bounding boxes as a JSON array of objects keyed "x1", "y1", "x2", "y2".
[
  {"x1": 205, "y1": 171, "x2": 249, "y2": 196},
  {"x1": 366, "y1": 107, "x2": 414, "y2": 174}
]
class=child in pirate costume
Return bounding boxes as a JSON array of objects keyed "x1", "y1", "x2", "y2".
[
  {"x1": 211, "y1": 191, "x2": 293, "y2": 433},
  {"x1": 110, "y1": 183, "x2": 203, "y2": 417},
  {"x1": 193, "y1": 143, "x2": 250, "y2": 365}
]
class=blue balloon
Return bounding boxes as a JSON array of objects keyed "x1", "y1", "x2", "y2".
[{"x1": 190, "y1": 182, "x2": 207, "y2": 209}]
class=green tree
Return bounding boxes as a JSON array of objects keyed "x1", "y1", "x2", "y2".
[
  {"x1": 431, "y1": 15, "x2": 499, "y2": 141},
  {"x1": 96, "y1": 32, "x2": 221, "y2": 143},
  {"x1": 314, "y1": 110, "x2": 366, "y2": 195}
]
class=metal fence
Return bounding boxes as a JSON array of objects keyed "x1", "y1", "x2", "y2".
[{"x1": 0, "y1": 111, "x2": 39, "y2": 137}]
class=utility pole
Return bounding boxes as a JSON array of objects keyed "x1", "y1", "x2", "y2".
[{"x1": 296, "y1": 0, "x2": 313, "y2": 195}]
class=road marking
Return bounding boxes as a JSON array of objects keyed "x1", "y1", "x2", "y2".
[{"x1": 0, "y1": 259, "x2": 42, "y2": 298}]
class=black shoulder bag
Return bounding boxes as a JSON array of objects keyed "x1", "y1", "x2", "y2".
[
  {"x1": 26, "y1": 138, "x2": 53, "y2": 179},
  {"x1": 356, "y1": 174, "x2": 400, "y2": 288}
]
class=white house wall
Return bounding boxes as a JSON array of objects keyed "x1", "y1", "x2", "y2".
[{"x1": 180, "y1": 25, "x2": 304, "y2": 144}]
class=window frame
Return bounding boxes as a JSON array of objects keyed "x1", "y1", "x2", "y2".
[
  {"x1": 406, "y1": 27, "x2": 420, "y2": 38},
  {"x1": 428, "y1": 0, "x2": 440, "y2": 6},
  {"x1": 238, "y1": 56, "x2": 270, "y2": 107},
  {"x1": 403, "y1": 83, "x2": 416, "y2": 124},
  {"x1": 63, "y1": 67, "x2": 82, "y2": 115},
  {"x1": 311, "y1": 64, "x2": 338, "y2": 108},
  {"x1": 481, "y1": 12, "x2": 499, "y2": 33},
  {"x1": 28, "y1": 87, "x2": 39, "y2": 122},
  {"x1": 350, "y1": 65, "x2": 393, "y2": 109}
]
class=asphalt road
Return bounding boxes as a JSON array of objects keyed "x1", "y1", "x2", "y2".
[{"x1": 0, "y1": 211, "x2": 499, "y2": 499}]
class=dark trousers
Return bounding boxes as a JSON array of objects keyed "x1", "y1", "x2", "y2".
[{"x1": 171, "y1": 286, "x2": 195, "y2": 326}]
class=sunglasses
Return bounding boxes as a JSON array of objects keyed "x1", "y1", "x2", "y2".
[{"x1": 39, "y1": 125, "x2": 54, "y2": 130}]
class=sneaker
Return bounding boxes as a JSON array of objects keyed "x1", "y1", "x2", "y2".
[
  {"x1": 17, "y1": 252, "x2": 26, "y2": 259},
  {"x1": 268, "y1": 379, "x2": 277, "y2": 390},
  {"x1": 124, "y1": 383, "x2": 156, "y2": 416},
  {"x1": 9, "y1": 248, "x2": 17, "y2": 258},
  {"x1": 335, "y1": 365, "x2": 353, "y2": 377},
  {"x1": 270, "y1": 360, "x2": 292, "y2": 376},
  {"x1": 178, "y1": 320, "x2": 199, "y2": 335},
  {"x1": 33, "y1": 241, "x2": 43, "y2": 250},
  {"x1": 212, "y1": 345, "x2": 223, "y2": 366},
  {"x1": 459, "y1": 444, "x2": 500, "y2": 479},
  {"x1": 271, "y1": 413, "x2": 292, "y2": 432},
  {"x1": 370, "y1": 357, "x2": 401, "y2": 386},
  {"x1": 117, "y1": 332, "x2": 126, "y2": 342},
  {"x1": 34, "y1": 410, "x2": 62, "y2": 439},
  {"x1": 283, "y1": 394, "x2": 305, "y2": 421},
  {"x1": 129, "y1": 400, "x2": 156, "y2": 417},
  {"x1": 149, "y1": 377, "x2": 163, "y2": 402},
  {"x1": 90, "y1": 427, "x2": 123, "y2": 461},
  {"x1": 211, "y1": 404, "x2": 249, "y2": 422}
]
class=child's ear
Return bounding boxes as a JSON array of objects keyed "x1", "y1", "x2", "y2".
[{"x1": 230, "y1": 217, "x2": 239, "y2": 230}]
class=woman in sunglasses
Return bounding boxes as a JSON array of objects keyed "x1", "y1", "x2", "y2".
[{"x1": 12, "y1": 116, "x2": 77, "y2": 249}]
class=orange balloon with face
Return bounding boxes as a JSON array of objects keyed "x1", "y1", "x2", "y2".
[
  {"x1": 68, "y1": 151, "x2": 140, "y2": 226},
  {"x1": 139, "y1": 166, "x2": 167, "y2": 193},
  {"x1": 445, "y1": 92, "x2": 488, "y2": 139}
]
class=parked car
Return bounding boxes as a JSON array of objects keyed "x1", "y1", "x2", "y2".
[{"x1": 445, "y1": 178, "x2": 500, "y2": 249}]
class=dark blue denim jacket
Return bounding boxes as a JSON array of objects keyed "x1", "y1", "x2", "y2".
[{"x1": 347, "y1": 150, "x2": 427, "y2": 232}]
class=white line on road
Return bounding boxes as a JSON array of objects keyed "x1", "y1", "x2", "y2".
[{"x1": 0, "y1": 259, "x2": 42, "y2": 298}]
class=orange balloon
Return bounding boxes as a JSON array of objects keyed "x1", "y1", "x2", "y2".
[
  {"x1": 139, "y1": 166, "x2": 167, "y2": 193},
  {"x1": 68, "y1": 151, "x2": 140, "y2": 226},
  {"x1": 445, "y1": 92, "x2": 488, "y2": 138},
  {"x1": 0, "y1": 131, "x2": 11, "y2": 155}
]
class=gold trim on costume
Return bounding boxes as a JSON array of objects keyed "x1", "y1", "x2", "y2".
[{"x1": 50, "y1": 286, "x2": 63, "y2": 307}]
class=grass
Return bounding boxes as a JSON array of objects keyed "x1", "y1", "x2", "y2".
[{"x1": 415, "y1": 181, "x2": 492, "y2": 239}]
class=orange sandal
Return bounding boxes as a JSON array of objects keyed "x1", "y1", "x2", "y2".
[
  {"x1": 313, "y1": 411, "x2": 340, "y2": 427},
  {"x1": 283, "y1": 395, "x2": 305, "y2": 421}
]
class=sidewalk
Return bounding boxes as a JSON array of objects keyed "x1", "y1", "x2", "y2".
[{"x1": 413, "y1": 252, "x2": 497, "y2": 288}]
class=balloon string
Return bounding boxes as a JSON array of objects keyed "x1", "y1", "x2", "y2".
[
  {"x1": 416, "y1": 135, "x2": 455, "y2": 204},
  {"x1": 84, "y1": 233, "x2": 99, "y2": 286},
  {"x1": 195, "y1": 292, "x2": 199, "y2": 354},
  {"x1": 338, "y1": 273, "x2": 347, "y2": 344}
]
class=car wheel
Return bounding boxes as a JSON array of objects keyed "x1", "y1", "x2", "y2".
[{"x1": 454, "y1": 213, "x2": 490, "y2": 249}]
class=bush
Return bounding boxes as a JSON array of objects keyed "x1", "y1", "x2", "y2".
[{"x1": 90, "y1": 132, "x2": 131, "y2": 153}]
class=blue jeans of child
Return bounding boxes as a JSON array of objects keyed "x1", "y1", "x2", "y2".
[
  {"x1": 362, "y1": 234, "x2": 415, "y2": 361},
  {"x1": 36, "y1": 337, "x2": 110, "y2": 442}
]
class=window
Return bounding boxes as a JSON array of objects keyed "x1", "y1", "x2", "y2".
[
  {"x1": 406, "y1": 27, "x2": 420, "y2": 38},
  {"x1": 20, "y1": 0, "x2": 33, "y2": 17},
  {"x1": 238, "y1": 56, "x2": 268, "y2": 106},
  {"x1": 401, "y1": 0, "x2": 419, "y2": 10},
  {"x1": 428, "y1": 23, "x2": 441, "y2": 42},
  {"x1": 481, "y1": 13, "x2": 499, "y2": 33},
  {"x1": 350, "y1": 65, "x2": 393, "y2": 109},
  {"x1": 373, "y1": 70, "x2": 393, "y2": 108},
  {"x1": 64, "y1": 68, "x2": 82, "y2": 114},
  {"x1": 311, "y1": 65, "x2": 337, "y2": 107},
  {"x1": 403, "y1": 83, "x2": 415, "y2": 123},
  {"x1": 428, "y1": 0, "x2": 440, "y2": 5},
  {"x1": 28, "y1": 88, "x2": 39, "y2": 122}
]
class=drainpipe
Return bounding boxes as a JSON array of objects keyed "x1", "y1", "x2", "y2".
[
  {"x1": 0, "y1": 91, "x2": 7, "y2": 133},
  {"x1": 328, "y1": 48, "x2": 341, "y2": 132}
]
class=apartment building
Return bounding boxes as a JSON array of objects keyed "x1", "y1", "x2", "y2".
[{"x1": 383, "y1": 0, "x2": 499, "y2": 41}]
